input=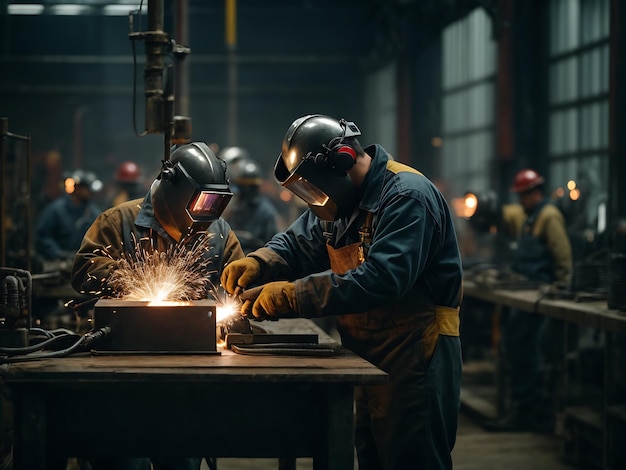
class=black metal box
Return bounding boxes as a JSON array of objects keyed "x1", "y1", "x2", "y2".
[{"x1": 92, "y1": 299, "x2": 217, "y2": 353}]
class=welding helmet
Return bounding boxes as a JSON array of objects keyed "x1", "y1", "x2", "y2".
[
  {"x1": 511, "y1": 169, "x2": 545, "y2": 193},
  {"x1": 151, "y1": 142, "x2": 233, "y2": 241},
  {"x1": 273, "y1": 115, "x2": 361, "y2": 221}
]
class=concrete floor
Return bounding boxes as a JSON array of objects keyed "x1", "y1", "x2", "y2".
[{"x1": 206, "y1": 411, "x2": 575, "y2": 470}]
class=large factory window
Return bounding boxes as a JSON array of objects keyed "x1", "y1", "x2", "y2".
[
  {"x1": 547, "y1": 0, "x2": 610, "y2": 231},
  {"x1": 441, "y1": 8, "x2": 497, "y2": 194},
  {"x1": 364, "y1": 62, "x2": 398, "y2": 158}
]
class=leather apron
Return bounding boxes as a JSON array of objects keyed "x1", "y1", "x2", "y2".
[{"x1": 326, "y1": 223, "x2": 461, "y2": 470}]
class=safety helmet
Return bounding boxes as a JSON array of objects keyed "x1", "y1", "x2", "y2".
[
  {"x1": 511, "y1": 169, "x2": 545, "y2": 193},
  {"x1": 151, "y1": 142, "x2": 233, "y2": 241},
  {"x1": 64, "y1": 169, "x2": 103, "y2": 194},
  {"x1": 115, "y1": 161, "x2": 141, "y2": 183},
  {"x1": 230, "y1": 158, "x2": 263, "y2": 187},
  {"x1": 219, "y1": 146, "x2": 250, "y2": 169},
  {"x1": 273, "y1": 114, "x2": 361, "y2": 221}
]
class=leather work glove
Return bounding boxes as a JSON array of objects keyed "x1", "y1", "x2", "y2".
[
  {"x1": 220, "y1": 257, "x2": 262, "y2": 295},
  {"x1": 240, "y1": 282, "x2": 298, "y2": 320}
]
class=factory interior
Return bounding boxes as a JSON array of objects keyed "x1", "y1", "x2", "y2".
[{"x1": 1, "y1": 0, "x2": 626, "y2": 469}]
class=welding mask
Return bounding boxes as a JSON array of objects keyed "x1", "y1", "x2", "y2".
[
  {"x1": 274, "y1": 115, "x2": 361, "y2": 221},
  {"x1": 152, "y1": 142, "x2": 233, "y2": 241}
]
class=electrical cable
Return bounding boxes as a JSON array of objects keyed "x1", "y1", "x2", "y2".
[
  {"x1": 28, "y1": 327, "x2": 54, "y2": 339},
  {"x1": 0, "y1": 333, "x2": 80, "y2": 355},
  {"x1": 0, "y1": 327, "x2": 111, "y2": 363}
]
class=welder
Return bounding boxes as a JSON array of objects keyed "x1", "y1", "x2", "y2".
[
  {"x1": 71, "y1": 142, "x2": 244, "y2": 470},
  {"x1": 110, "y1": 160, "x2": 145, "y2": 207},
  {"x1": 484, "y1": 168, "x2": 572, "y2": 432},
  {"x1": 222, "y1": 155, "x2": 280, "y2": 254},
  {"x1": 221, "y1": 114, "x2": 463, "y2": 470}
]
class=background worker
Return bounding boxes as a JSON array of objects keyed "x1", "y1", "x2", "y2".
[
  {"x1": 71, "y1": 142, "x2": 245, "y2": 470},
  {"x1": 110, "y1": 160, "x2": 145, "y2": 207},
  {"x1": 484, "y1": 168, "x2": 572, "y2": 432},
  {"x1": 36, "y1": 169, "x2": 103, "y2": 263},
  {"x1": 222, "y1": 156, "x2": 280, "y2": 254},
  {"x1": 34, "y1": 169, "x2": 104, "y2": 326},
  {"x1": 221, "y1": 114, "x2": 463, "y2": 470}
]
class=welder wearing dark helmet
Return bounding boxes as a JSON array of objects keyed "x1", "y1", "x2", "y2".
[
  {"x1": 71, "y1": 143, "x2": 244, "y2": 469},
  {"x1": 221, "y1": 114, "x2": 463, "y2": 469},
  {"x1": 73, "y1": 141, "x2": 244, "y2": 297}
]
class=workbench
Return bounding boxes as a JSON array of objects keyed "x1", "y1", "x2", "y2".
[
  {"x1": 0, "y1": 318, "x2": 387, "y2": 470},
  {"x1": 461, "y1": 279, "x2": 626, "y2": 469}
]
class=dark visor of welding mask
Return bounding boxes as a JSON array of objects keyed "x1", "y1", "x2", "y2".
[
  {"x1": 188, "y1": 190, "x2": 232, "y2": 220},
  {"x1": 283, "y1": 174, "x2": 330, "y2": 208}
]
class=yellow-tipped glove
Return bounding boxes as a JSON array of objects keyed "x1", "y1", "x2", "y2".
[
  {"x1": 240, "y1": 282, "x2": 298, "y2": 320},
  {"x1": 220, "y1": 257, "x2": 262, "y2": 295}
]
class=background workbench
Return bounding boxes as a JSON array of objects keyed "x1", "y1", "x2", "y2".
[
  {"x1": 0, "y1": 318, "x2": 387, "y2": 470},
  {"x1": 461, "y1": 279, "x2": 626, "y2": 469}
]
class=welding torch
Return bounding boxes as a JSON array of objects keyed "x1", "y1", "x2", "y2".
[{"x1": 233, "y1": 285, "x2": 266, "y2": 320}]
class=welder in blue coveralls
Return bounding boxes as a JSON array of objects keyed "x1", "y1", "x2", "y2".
[{"x1": 221, "y1": 114, "x2": 463, "y2": 470}]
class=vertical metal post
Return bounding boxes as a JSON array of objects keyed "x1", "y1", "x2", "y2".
[
  {"x1": 608, "y1": 0, "x2": 626, "y2": 241},
  {"x1": 226, "y1": 0, "x2": 238, "y2": 146},
  {"x1": 175, "y1": 0, "x2": 189, "y2": 117},
  {"x1": 25, "y1": 134, "x2": 31, "y2": 273},
  {"x1": 144, "y1": 0, "x2": 166, "y2": 135},
  {"x1": 0, "y1": 117, "x2": 7, "y2": 267}
]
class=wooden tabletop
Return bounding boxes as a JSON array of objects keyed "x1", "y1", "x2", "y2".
[
  {"x1": 463, "y1": 279, "x2": 626, "y2": 335},
  {"x1": 1, "y1": 318, "x2": 388, "y2": 385}
]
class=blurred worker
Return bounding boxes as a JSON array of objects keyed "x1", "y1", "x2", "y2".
[
  {"x1": 223, "y1": 156, "x2": 280, "y2": 254},
  {"x1": 111, "y1": 160, "x2": 144, "y2": 207},
  {"x1": 71, "y1": 142, "x2": 244, "y2": 470},
  {"x1": 484, "y1": 168, "x2": 572, "y2": 432},
  {"x1": 219, "y1": 145, "x2": 249, "y2": 169},
  {"x1": 221, "y1": 114, "x2": 463, "y2": 470},
  {"x1": 35, "y1": 169, "x2": 103, "y2": 263}
]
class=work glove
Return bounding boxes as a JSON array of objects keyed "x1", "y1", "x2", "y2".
[
  {"x1": 220, "y1": 257, "x2": 262, "y2": 295},
  {"x1": 240, "y1": 281, "x2": 298, "y2": 320}
]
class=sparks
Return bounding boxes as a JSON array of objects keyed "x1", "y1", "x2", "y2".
[{"x1": 101, "y1": 232, "x2": 219, "y2": 302}]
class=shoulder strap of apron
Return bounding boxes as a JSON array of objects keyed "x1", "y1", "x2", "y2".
[{"x1": 358, "y1": 211, "x2": 374, "y2": 263}]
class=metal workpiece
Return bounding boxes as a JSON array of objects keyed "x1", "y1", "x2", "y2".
[{"x1": 91, "y1": 299, "x2": 218, "y2": 354}]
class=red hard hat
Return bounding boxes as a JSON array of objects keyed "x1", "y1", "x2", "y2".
[
  {"x1": 116, "y1": 161, "x2": 141, "y2": 183},
  {"x1": 511, "y1": 169, "x2": 545, "y2": 193}
]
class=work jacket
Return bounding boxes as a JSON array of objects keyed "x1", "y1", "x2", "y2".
[
  {"x1": 502, "y1": 200, "x2": 572, "y2": 285},
  {"x1": 250, "y1": 144, "x2": 463, "y2": 468},
  {"x1": 253, "y1": 144, "x2": 463, "y2": 316},
  {"x1": 36, "y1": 194, "x2": 102, "y2": 261},
  {"x1": 71, "y1": 191, "x2": 244, "y2": 297}
]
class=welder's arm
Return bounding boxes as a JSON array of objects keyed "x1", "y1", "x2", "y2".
[
  {"x1": 222, "y1": 229, "x2": 246, "y2": 264},
  {"x1": 71, "y1": 214, "x2": 123, "y2": 296},
  {"x1": 220, "y1": 246, "x2": 292, "y2": 294},
  {"x1": 239, "y1": 282, "x2": 298, "y2": 320}
]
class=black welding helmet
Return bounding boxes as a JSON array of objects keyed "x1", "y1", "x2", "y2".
[
  {"x1": 152, "y1": 142, "x2": 233, "y2": 241},
  {"x1": 274, "y1": 114, "x2": 361, "y2": 221}
]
